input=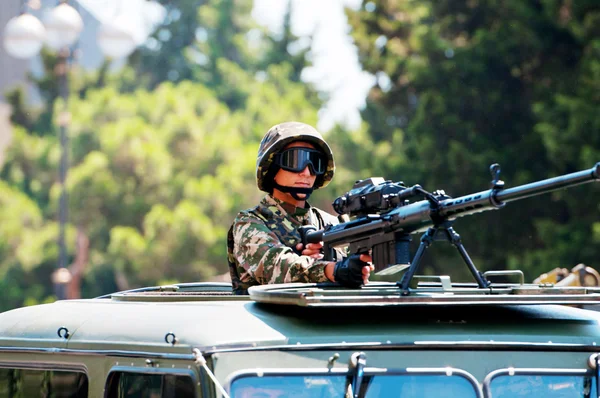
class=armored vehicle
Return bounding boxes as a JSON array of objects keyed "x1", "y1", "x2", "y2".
[
  {"x1": 3, "y1": 281, "x2": 600, "y2": 397},
  {"x1": 1, "y1": 163, "x2": 600, "y2": 397}
]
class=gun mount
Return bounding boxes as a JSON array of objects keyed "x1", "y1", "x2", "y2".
[{"x1": 301, "y1": 163, "x2": 600, "y2": 294}]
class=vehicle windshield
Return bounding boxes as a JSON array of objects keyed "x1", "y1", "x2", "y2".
[
  {"x1": 229, "y1": 373, "x2": 479, "y2": 398},
  {"x1": 489, "y1": 374, "x2": 596, "y2": 397}
]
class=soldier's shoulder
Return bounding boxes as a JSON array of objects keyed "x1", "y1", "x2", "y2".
[
  {"x1": 233, "y1": 206, "x2": 271, "y2": 230},
  {"x1": 235, "y1": 208, "x2": 260, "y2": 222}
]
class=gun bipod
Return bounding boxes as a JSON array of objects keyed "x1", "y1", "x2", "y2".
[{"x1": 398, "y1": 222, "x2": 490, "y2": 294}]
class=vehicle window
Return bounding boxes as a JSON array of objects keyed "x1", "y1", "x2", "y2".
[
  {"x1": 105, "y1": 372, "x2": 196, "y2": 398},
  {"x1": 230, "y1": 374, "x2": 479, "y2": 398},
  {"x1": 0, "y1": 368, "x2": 88, "y2": 398},
  {"x1": 489, "y1": 374, "x2": 595, "y2": 397}
]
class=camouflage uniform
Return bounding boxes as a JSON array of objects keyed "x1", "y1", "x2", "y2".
[
  {"x1": 228, "y1": 195, "x2": 344, "y2": 294},
  {"x1": 228, "y1": 121, "x2": 342, "y2": 295}
]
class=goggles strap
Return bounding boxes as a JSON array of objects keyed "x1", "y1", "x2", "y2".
[{"x1": 272, "y1": 181, "x2": 314, "y2": 201}]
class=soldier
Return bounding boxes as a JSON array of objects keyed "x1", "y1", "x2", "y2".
[{"x1": 228, "y1": 121, "x2": 373, "y2": 294}]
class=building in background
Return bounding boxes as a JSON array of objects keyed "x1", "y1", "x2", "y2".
[{"x1": 0, "y1": 0, "x2": 28, "y2": 103}]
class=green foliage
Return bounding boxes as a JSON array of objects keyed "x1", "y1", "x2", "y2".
[
  {"x1": 347, "y1": 0, "x2": 600, "y2": 280},
  {"x1": 129, "y1": 0, "x2": 318, "y2": 106},
  {"x1": 129, "y1": 0, "x2": 209, "y2": 86},
  {"x1": 258, "y1": 1, "x2": 312, "y2": 84},
  {"x1": 0, "y1": 0, "x2": 327, "y2": 309},
  {"x1": 0, "y1": 62, "x2": 322, "y2": 307},
  {"x1": 5, "y1": 49, "x2": 110, "y2": 136}
]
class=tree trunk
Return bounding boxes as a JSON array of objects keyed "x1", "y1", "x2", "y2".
[{"x1": 67, "y1": 226, "x2": 89, "y2": 299}]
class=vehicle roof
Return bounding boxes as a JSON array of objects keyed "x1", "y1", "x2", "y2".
[{"x1": 2, "y1": 282, "x2": 600, "y2": 353}]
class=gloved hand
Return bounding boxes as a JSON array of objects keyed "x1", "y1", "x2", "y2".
[{"x1": 333, "y1": 254, "x2": 367, "y2": 288}]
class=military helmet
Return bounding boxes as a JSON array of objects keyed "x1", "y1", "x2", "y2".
[{"x1": 256, "y1": 121, "x2": 335, "y2": 192}]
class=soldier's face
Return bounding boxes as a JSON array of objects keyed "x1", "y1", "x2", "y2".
[{"x1": 273, "y1": 141, "x2": 318, "y2": 203}]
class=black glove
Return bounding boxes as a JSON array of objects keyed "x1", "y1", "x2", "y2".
[{"x1": 333, "y1": 254, "x2": 367, "y2": 288}]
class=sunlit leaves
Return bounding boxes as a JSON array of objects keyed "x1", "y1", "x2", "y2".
[
  {"x1": 0, "y1": 0, "x2": 328, "y2": 308},
  {"x1": 348, "y1": 0, "x2": 600, "y2": 280},
  {"x1": 0, "y1": 60, "x2": 324, "y2": 300}
]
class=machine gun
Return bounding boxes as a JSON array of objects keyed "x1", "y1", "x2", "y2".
[{"x1": 300, "y1": 163, "x2": 600, "y2": 293}]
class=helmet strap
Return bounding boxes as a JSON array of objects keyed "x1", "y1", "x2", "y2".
[{"x1": 272, "y1": 181, "x2": 314, "y2": 201}]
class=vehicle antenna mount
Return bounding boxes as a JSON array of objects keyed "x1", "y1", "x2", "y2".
[{"x1": 193, "y1": 348, "x2": 231, "y2": 398}]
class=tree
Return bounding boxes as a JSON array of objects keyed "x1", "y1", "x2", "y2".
[
  {"x1": 0, "y1": 61, "x2": 326, "y2": 306},
  {"x1": 130, "y1": 0, "x2": 319, "y2": 107},
  {"x1": 0, "y1": 0, "x2": 343, "y2": 308},
  {"x1": 347, "y1": 0, "x2": 600, "y2": 280},
  {"x1": 128, "y1": 0, "x2": 209, "y2": 87},
  {"x1": 259, "y1": 1, "x2": 311, "y2": 84}
]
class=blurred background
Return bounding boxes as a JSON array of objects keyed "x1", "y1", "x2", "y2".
[{"x1": 0, "y1": 0, "x2": 599, "y2": 311}]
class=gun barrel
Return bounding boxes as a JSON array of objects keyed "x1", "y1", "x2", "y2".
[
  {"x1": 497, "y1": 162, "x2": 600, "y2": 203},
  {"x1": 439, "y1": 162, "x2": 600, "y2": 222}
]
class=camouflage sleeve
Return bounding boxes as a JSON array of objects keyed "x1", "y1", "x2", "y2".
[{"x1": 232, "y1": 213, "x2": 331, "y2": 284}]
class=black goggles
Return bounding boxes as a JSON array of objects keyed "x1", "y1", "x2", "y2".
[{"x1": 275, "y1": 147, "x2": 327, "y2": 175}]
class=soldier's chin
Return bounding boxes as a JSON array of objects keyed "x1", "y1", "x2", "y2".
[{"x1": 286, "y1": 193, "x2": 307, "y2": 200}]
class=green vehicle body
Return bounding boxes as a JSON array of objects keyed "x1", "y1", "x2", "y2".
[{"x1": 1, "y1": 279, "x2": 600, "y2": 397}]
